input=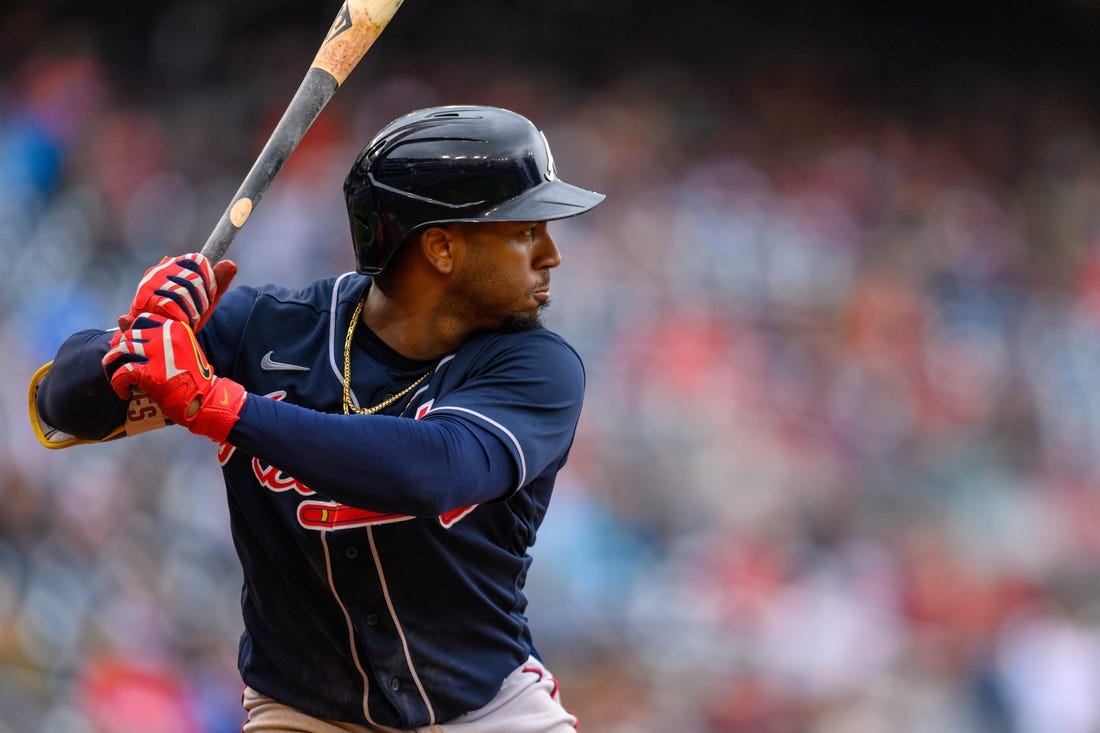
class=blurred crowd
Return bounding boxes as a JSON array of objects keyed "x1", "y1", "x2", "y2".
[{"x1": 4, "y1": 5, "x2": 1100, "y2": 733}]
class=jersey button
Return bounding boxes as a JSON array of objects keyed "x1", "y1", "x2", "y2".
[
  {"x1": 366, "y1": 613, "x2": 379, "y2": 626},
  {"x1": 345, "y1": 547, "x2": 358, "y2": 559},
  {"x1": 390, "y1": 678, "x2": 400, "y2": 691}
]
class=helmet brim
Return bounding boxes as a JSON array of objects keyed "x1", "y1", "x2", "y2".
[{"x1": 476, "y1": 178, "x2": 605, "y2": 223}]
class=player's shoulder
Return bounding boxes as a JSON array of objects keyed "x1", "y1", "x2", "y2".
[
  {"x1": 220, "y1": 272, "x2": 368, "y2": 317},
  {"x1": 467, "y1": 326, "x2": 580, "y2": 359},
  {"x1": 453, "y1": 327, "x2": 585, "y2": 382}
]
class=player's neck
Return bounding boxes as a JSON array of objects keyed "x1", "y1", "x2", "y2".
[{"x1": 361, "y1": 280, "x2": 464, "y2": 360}]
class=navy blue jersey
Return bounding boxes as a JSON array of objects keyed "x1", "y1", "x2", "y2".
[{"x1": 36, "y1": 273, "x2": 585, "y2": 728}]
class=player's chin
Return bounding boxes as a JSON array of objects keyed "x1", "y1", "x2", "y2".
[{"x1": 501, "y1": 300, "x2": 549, "y2": 333}]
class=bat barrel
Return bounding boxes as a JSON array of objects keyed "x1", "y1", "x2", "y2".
[
  {"x1": 200, "y1": 0, "x2": 405, "y2": 263},
  {"x1": 200, "y1": 68, "x2": 339, "y2": 262}
]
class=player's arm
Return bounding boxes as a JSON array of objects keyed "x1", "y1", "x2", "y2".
[
  {"x1": 32, "y1": 329, "x2": 129, "y2": 445},
  {"x1": 30, "y1": 254, "x2": 237, "y2": 448},
  {"x1": 238, "y1": 333, "x2": 584, "y2": 515},
  {"x1": 240, "y1": 334, "x2": 585, "y2": 514},
  {"x1": 105, "y1": 319, "x2": 583, "y2": 516},
  {"x1": 234, "y1": 402, "x2": 524, "y2": 515}
]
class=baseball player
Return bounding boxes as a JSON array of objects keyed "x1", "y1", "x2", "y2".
[{"x1": 31, "y1": 106, "x2": 604, "y2": 732}]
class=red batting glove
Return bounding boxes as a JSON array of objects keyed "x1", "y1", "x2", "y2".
[
  {"x1": 103, "y1": 314, "x2": 247, "y2": 443},
  {"x1": 117, "y1": 253, "x2": 238, "y2": 332}
]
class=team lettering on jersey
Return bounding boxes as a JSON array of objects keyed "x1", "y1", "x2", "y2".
[{"x1": 217, "y1": 392, "x2": 476, "y2": 529}]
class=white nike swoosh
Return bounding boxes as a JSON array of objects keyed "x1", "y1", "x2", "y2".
[{"x1": 260, "y1": 351, "x2": 311, "y2": 372}]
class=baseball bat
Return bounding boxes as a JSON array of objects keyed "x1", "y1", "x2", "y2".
[
  {"x1": 28, "y1": 0, "x2": 406, "y2": 449},
  {"x1": 200, "y1": 0, "x2": 405, "y2": 263}
]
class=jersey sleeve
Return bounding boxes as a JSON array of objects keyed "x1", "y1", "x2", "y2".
[
  {"x1": 33, "y1": 329, "x2": 129, "y2": 442},
  {"x1": 225, "y1": 330, "x2": 585, "y2": 517},
  {"x1": 423, "y1": 330, "x2": 586, "y2": 495}
]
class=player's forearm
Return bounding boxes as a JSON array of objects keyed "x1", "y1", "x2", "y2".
[
  {"x1": 36, "y1": 330, "x2": 129, "y2": 440},
  {"x1": 228, "y1": 396, "x2": 518, "y2": 515}
]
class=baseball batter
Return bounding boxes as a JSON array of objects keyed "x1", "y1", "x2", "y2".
[{"x1": 31, "y1": 106, "x2": 604, "y2": 731}]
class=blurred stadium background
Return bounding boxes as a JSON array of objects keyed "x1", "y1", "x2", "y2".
[{"x1": 4, "y1": 1, "x2": 1100, "y2": 731}]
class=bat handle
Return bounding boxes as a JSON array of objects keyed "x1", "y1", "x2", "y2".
[{"x1": 200, "y1": 67, "x2": 340, "y2": 263}]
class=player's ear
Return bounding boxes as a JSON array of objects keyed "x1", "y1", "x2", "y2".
[{"x1": 417, "y1": 225, "x2": 459, "y2": 275}]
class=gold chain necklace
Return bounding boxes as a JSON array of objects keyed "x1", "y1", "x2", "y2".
[{"x1": 342, "y1": 297, "x2": 433, "y2": 415}]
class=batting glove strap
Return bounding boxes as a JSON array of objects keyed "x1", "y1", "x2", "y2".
[
  {"x1": 103, "y1": 314, "x2": 247, "y2": 443},
  {"x1": 184, "y1": 375, "x2": 247, "y2": 443}
]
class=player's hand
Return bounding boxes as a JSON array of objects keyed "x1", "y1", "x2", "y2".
[
  {"x1": 102, "y1": 313, "x2": 247, "y2": 443},
  {"x1": 117, "y1": 253, "x2": 238, "y2": 332}
]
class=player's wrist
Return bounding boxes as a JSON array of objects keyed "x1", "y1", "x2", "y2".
[{"x1": 187, "y1": 376, "x2": 247, "y2": 443}]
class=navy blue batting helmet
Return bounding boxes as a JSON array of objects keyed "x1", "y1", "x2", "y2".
[{"x1": 343, "y1": 105, "x2": 605, "y2": 275}]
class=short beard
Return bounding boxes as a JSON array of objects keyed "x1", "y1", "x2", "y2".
[{"x1": 501, "y1": 301, "x2": 549, "y2": 333}]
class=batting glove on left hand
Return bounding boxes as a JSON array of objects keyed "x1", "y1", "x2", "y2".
[
  {"x1": 103, "y1": 313, "x2": 247, "y2": 443},
  {"x1": 118, "y1": 253, "x2": 238, "y2": 332}
]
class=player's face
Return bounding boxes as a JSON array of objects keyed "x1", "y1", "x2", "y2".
[{"x1": 450, "y1": 220, "x2": 562, "y2": 332}]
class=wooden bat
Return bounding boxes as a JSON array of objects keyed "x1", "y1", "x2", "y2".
[
  {"x1": 29, "y1": 0, "x2": 406, "y2": 449},
  {"x1": 201, "y1": 0, "x2": 405, "y2": 262}
]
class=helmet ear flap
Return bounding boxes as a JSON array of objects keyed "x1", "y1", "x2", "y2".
[
  {"x1": 346, "y1": 165, "x2": 383, "y2": 274},
  {"x1": 350, "y1": 209, "x2": 383, "y2": 275}
]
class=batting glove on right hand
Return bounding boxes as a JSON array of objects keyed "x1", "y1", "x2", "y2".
[
  {"x1": 118, "y1": 253, "x2": 237, "y2": 332},
  {"x1": 103, "y1": 313, "x2": 247, "y2": 443}
]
